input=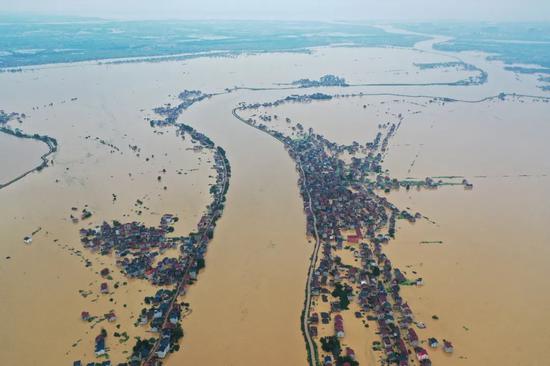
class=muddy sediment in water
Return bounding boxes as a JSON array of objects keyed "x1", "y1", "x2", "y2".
[{"x1": 0, "y1": 40, "x2": 549, "y2": 366}]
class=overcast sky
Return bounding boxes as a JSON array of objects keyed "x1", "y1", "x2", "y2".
[{"x1": 1, "y1": 0, "x2": 549, "y2": 21}]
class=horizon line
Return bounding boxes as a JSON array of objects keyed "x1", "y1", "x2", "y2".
[{"x1": 1, "y1": 11, "x2": 550, "y2": 23}]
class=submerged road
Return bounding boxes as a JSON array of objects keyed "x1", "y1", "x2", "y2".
[
  {"x1": 0, "y1": 128, "x2": 57, "y2": 190},
  {"x1": 296, "y1": 152, "x2": 322, "y2": 366}
]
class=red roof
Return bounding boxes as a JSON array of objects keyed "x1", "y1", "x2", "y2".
[
  {"x1": 415, "y1": 347, "x2": 429, "y2": 361},
  {"x1": 347, "y1": 235, "x2": 359, "y2": 243},
  {"x1": 408, "y1": 328, "x2": 419, "y2": 341}
]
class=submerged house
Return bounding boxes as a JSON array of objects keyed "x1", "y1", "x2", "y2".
[
  {"x1": 334, "y1": 314, "x2": 345, "y2": 338},
  {"x1": 408, "y1": 328, "x2": 419, "y2": 347},
  {"x1": 95, "y1": 335, "x2": 106, "y2": 356},
  {"x1": 169, "y1": 305, "x2": 181, "y2": 325},
  {"x1": 345, "y1": 347, "x2": 356, "y2": 360},
  {"x1": 309, "y1": 325, "x2": 318, "y2": 337},
  {"x1": 443, "y1": 340, "x2": 454, "y2": 353},
  {"x1": 106, "y1": 311, "x2": 117, "y2": 322},
  {"x1": 156, "y1": 338, "x2": 171, "y2": 359},
  {"x1": 415, "y1": 347, "x2": 429, "y2": 361}
]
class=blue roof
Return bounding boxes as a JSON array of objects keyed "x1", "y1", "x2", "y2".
[{"x1": 95, "y1": 338, "x2": 105, "y2": 351}]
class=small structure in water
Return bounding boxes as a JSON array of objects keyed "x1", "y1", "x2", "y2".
[
  {"x1": 106, "y1": 310, "x2": 117, "y2": 322},
  {"x1": 95, "y1": 333, "x2": 106, "y2": 356},
  {"x1": 443, "y1": 340, "x2": 454, "y2": 353},
  {"x1": 462, "y1": 179, "x2": 474, "y2": 189}
]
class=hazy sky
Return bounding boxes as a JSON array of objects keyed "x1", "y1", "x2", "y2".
[{"x1": 1, "y1": 0, "x2": 550, "y2": 21}]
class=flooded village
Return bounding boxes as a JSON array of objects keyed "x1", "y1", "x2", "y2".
[
  {"x1": 72, "y1": 90, "x2": 231, "y2": 366},
  {"x1": 234, "y1": 93, "x2": 465, "y2": 366},
  {"x1": 2, "y1": 19, "x2": 550, "y2": 366}
]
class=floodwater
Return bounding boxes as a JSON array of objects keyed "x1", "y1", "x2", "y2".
[
  {"x1": 382, "y1": 96, "x2": 550, "y2": 365},
  {"x1": 245, "y1": 92, "x2": 550, "y2": 365},
  {"x1": 0, "y1": 132, "x2": 49, "y2": 185},
  {"x1": 0, "y1": 61, "x2": 217, "y2": 365},
  {"x1": 228, "y1": 43, "x2": 550, "y2": 365},
  {"x1": 1, "y1": 33, "x2": 549, "y2": 366},
  {"x1": 171, "y1": 91, "x2": 311, "y2": 365}
]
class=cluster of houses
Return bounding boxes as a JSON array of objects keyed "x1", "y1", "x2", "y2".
[
  {"x1": 74, "y1": 89, "x2": 231, "y2": 366},
  {"x1": 80, "y1": 219, "x2": 175, "y2": 255},
  {"x1": 77, "y1": 91, "x2": 226, "y2": 366},
  {"x1": 240, "y1": 93, "x2": 335, "y2": 113},
  {"x1": 80, "y1": 218, "x2": 182, "y2": 285},
  {"x1": 291, "y1": 74, "x2": 349, "y2": 88},
  {"x1": 138, "y1": 290, "x2": 181, "y2": 331},
  {"x1": 80, "y1": 309, "x2": 115, "y2": 323},
  {"x1": 323, "y1": 347, "x2": 358, "y2": 366},
  {"x1": 132, "y1": 289, "x2": 183, "y2": 361},
  {"x1": 150, "y1": 90, "x2": 212, "y2": 127},
  {"x1": 237, "y1": 99, "x2": 455, "y2": 366}
]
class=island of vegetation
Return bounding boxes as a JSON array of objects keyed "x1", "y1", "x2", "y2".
[
  {"x1": 413, "y1": 62, "x2": 488, "y2": 86},
  {"x1": 290, "y1": 74, "x2": 350, "y2": 88}
]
